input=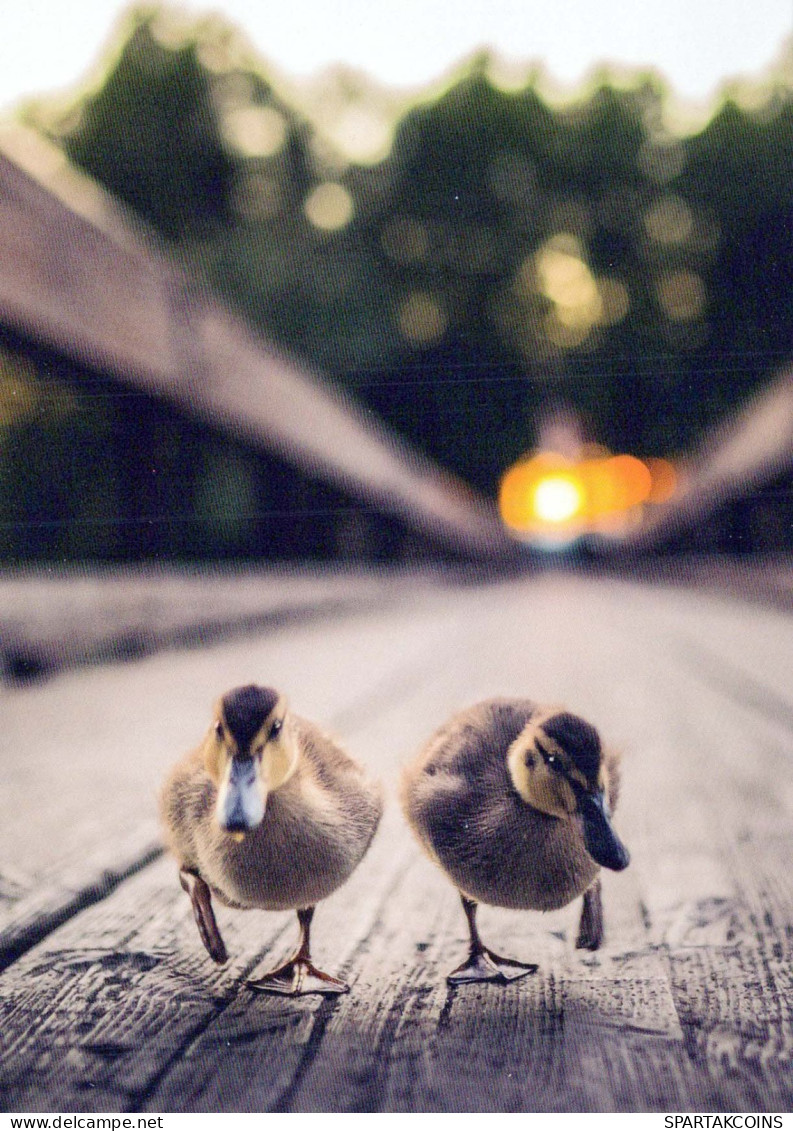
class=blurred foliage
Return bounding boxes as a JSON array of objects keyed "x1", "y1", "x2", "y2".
[
  {"x1": 64, "y1": 21, "x2": 235, "y2": 238},
  {"x1": 40, "y1": 9, "x2": 793, "y2": 498},
  {"x1": 0, "y1": 336, "x2": 409, "y2": 565}
]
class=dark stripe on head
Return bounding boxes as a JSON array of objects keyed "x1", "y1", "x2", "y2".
[
  {"x1": 222, "y1": 685, "x2": 279, "y2": 752},
  {"x1": 543, "y1": 712, "x2": 601, "y2": 785}
]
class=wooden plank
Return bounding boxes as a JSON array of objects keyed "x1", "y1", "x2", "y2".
[
  {"x1": 0, "y1": 615, "x2": 478, "y2": 1112},
  {"x1": 0, "y1": 567, "x2": 412, "y2": 683},
  {"x1": 142, "y1": 633, "x2": 490, "y2": 1113},
  {"x1": 1, "y1": 574, "x2": 793, "y2": 1111},
  {"x1": 0, "y1": 135, "x2": 174, "y2": 383},
  {"x1": 250, "y1": 575, "x2": 688, "y2": 1111},
  {"x1": 650, "y1": 660, "x2": 793, "y2": 1111},
  {"x1": 588, "y1": 586, "x2": 793, "y2": 1110},
  {"x1": 0, "y1": 823, "x2": 161, "y2": 973},
  {"x1": 192, "y1": 310, "x2": 513, "y2": 557},
  {"x1": 0, "y1": 577, "x2": 466, "y2": 967}
]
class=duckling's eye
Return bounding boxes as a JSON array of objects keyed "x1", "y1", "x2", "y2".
[
  {"x1": 539, "y1": 745, "x2": 562, "y2": 772},
  {"x1": 215, "y1": 721, "x2": 224, "y2": 740},
  {"x1": 270, "y1": 718, "x2": 283, "y2": 739}
]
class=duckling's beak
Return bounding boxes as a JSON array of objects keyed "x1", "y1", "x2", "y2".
[
  {"x1": 216, "y1": 755, "x2": 265, "y2": 837},
  {"x1": 575, "y1": 787, "x2": 630, "y2": 871}
]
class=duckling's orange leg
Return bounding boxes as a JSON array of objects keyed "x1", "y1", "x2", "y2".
[
  {"x1": 180, "y1": 868, "x2": 228, "y2": 965},
  {"x1": 248, "y1": 907, "x2": 349, "y2": 996},
  {"x1": 576, "y1": 878, "x2": 603, "y2": 950},
  {"x1": 447, "y1": 895, "x2": 538, "y2": 985}
]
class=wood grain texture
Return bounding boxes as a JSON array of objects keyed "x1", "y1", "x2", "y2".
[
  {"x1": 0, "y1": 567, "x2": 421, "y2": 683},
  {"x1": 1, "y1": 572, "x2": 793, "y2": 1112}
]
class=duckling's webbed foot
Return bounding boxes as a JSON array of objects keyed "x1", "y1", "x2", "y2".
[
  {"x1": 448, "y1": 947, "x2": 538, "y2": 984},
  {"x1": 447, "y1": 895, "x2": 538, "y2": 985},
  {"x1": 248, "y1": 907, "x2": 349, "y2": 997},
  {"x1": 576, "y1": 878, "x2": 603, "y2": 951},
  {"x1": 248, "y1": 958, "x2": 349, "y2": 996},
  {"x1": 180, "y1": 868, "x2": 228, "y2": 964}
]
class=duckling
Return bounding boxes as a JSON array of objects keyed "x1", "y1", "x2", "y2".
[
  {"x1": 160, "y1": 684, "x2": 383, "y2": 995},
  {"x1": 400, "y1": 699, "x2": 629, "y2": 984}
]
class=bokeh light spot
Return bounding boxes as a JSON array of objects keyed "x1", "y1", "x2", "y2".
[
  {"x1": 304, "y1": 182, "x2": 354, "y2": 231},
  {"x1": 644, "y1": 196, "x2": 694, "y2": 244},
  {"x1": 499, "y1": 448, "x2": 678, "y2": 543},
  {"x1": 149, "y1": 9, "x2": 195, "y2": 50},
  {"x1": 0, "y1": 361, "x2": 39, "y2": 427},
  {"x1": 397, "y1": 292, "x2": 447, "y2": 346},
  {"x1": 535, "y1": 234, "x2": 602, "y2": 345},
  {"x1": 544, "y1": 313, "x2": 592, "y2": 349},
  {"x1": 533, "y1": 475, "x2": 584, "y2": 524},
  {"x1": 645, "y1": 458, "x2": 678, "y2": 503},
  {"x1": 331, "y1": 106, "x2": 393, "y2": 164},
  {"x1": 0, "y1": 347, "x2": 73, "y2": 428},
  {"x1": 222, "y1": 105, "x2": 287, "y2": 158},
  {"x1": 603, "y1": 455, "x2": 654, "y2": 510},
  {"x1": 538, "y1": 238, "x2": 598, "y2": 310},
  {"x1": 657, "y1": 270, "x2": 706, "y2": 321}
]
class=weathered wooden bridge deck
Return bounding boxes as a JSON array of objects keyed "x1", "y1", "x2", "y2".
[{"x1": 2, "y1": 567, "x2": 792, "y2": 1113}]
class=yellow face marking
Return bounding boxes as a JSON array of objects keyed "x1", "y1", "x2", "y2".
[
  {"x1": 204, "y1": 712, "x2": 229, "y2": 783},
  {"x1": 263, "y1": 728, "x2": 297, "y2": 790},
  {"x1": 203, "y1": 693, "x2": 297, "y2": 795},
  {"x1": 506, "y1": 710, "x2": 592, "y2": 820}
]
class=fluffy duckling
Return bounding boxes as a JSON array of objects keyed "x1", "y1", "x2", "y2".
[
  {"x1": 400, "y1": 699, "x2": 629, "y2": 984},
  {"x1": 160, "y1": 684, "x2": 383, "y2": 995}
]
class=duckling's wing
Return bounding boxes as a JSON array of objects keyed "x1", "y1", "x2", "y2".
[
  {"x1": 404, "y1": 699, "x2": 601, "y2": 910},
  {"x1": 159, "y1": 748, "x2": 215, "y2": 872},
  {"x1": 294, "y1": 717, "x2": 384, "y2": 846},
  {"x1": 401, "y1": 698, "x2": 536, "y2": 865}
]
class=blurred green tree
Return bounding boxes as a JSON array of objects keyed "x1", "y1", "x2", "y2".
[
  {"x1": 45, "y1": 9, "x2": 793, "y2": 498},
  {"x1": 64, "y1": 19, "x2": 234, "y2": 238}
]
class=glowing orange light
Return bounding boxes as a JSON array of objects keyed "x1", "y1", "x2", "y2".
[
  {"x1": 499, "y1": 453, "x2": 584, "y2": 534},
  {"x1": 532, "y1": 474, "x2": 584, "y2": 523},
  {"x1": 605, "y1": 455, "x2": 653, "y2": 510},
  {"x1": 645, "y1": 458, "x2": 678, "y2": 503},
  {"x1": 498, "y1": 448, "x2": 678, "y2": 542},
  {"x1": 499, "y1": 458, "x2": 553, "y2": 530}
]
